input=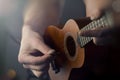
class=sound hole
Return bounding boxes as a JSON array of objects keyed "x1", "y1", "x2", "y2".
[{"x1": 66, "y1": 36, "x2": 76, "y2": 57}]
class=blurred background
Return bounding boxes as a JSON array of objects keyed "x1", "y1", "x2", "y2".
[
  {"x1": 0, "y1": 0, "x2": 28, "y2": 80},
  {"x1": 0, "y1": 0, "x2": 85, "y2": 80}
]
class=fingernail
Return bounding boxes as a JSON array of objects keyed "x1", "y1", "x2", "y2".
[
  {"x1": 90, "y1": 16, "x2": 96, "y2": 20},
  {"x1": 47, "y1": 49, "x2": 55, "y2": 55}
]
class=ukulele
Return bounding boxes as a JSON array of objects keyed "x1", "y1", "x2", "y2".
[{"x1": 44, "y1": 12, "x2": 114, "y2": 80}]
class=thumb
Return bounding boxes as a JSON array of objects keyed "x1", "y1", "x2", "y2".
[
  {"x1": 32, "y1": 70, "x2": 42, "y2": 77},
  {"x1": 31, "y1": 70, "x2": 50, "y2": 80}
]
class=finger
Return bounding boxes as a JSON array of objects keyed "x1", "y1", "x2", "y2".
[
  {"x1": 23, "y1": 63, "x2": 49, "y2": 71},
  {"x1": 79, "y1": 27, "x2": 113, "y2": 37},
  {"x1": 93, "y1": 37, "x2": 115, "y2": 46},
  {"x1": 32, "y1": 70, "x2": 43, "y2": 78},
  {"x1": 19, "y1": 53, "x2": 52, "y2": 65},
  {"x1": 34, "y1": 40, "x2": 55, "y2": 55}
]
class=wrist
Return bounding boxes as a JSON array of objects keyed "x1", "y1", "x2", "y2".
[
  {"x1": 21, "y1": 25, "x2": 44, "y2": 42},
  {"x1": 23, "y1": 24, "x2": 45, "y2": 36}
]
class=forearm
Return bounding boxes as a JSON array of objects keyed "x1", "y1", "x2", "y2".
[
  {"x1": 23, "y1": 0, "x2": 65, "y2": 36},
  {"x1": 84, "y1": 0, "x2": 113, "y2": 9},
  {"x1": 83, "y1": 0, "x2": 113, "y2": 18}
]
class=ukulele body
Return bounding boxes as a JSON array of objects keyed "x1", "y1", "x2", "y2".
[{"x1": 44, "y1": 18, "x2": 91, "y2": 80}]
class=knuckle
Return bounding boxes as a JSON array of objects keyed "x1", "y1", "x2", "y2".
[{"x1": 18, "y1": 55, "x2": 24, "y2": 63}]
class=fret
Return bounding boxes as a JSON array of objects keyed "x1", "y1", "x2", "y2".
[
  {"x1": 77, "y1": 12, "x2": 113, "y2": 47},
  {"x1": 101, "y1": 17, "x2": 106, "y2": 28},
  {"x1": 89, "y1": 22, "x2": 93, "y2": 29},
  {"x1": 100, "y1": 17, "x2": 105, "y2": 28},
  {"x1": 97, "y1": 19, "x2": 100, "y2": 27},
  {"x1": 94, "y1": 20, "x2": 98, "y2": 28}
]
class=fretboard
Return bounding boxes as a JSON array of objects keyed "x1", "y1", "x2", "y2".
[{"x1": 77, "y1": 12, "x2": 113, "y2": 47}]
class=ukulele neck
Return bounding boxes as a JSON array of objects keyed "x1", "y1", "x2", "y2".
[{"x1": 77, "y1": 12, "x2": 114, "y2": 47}]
